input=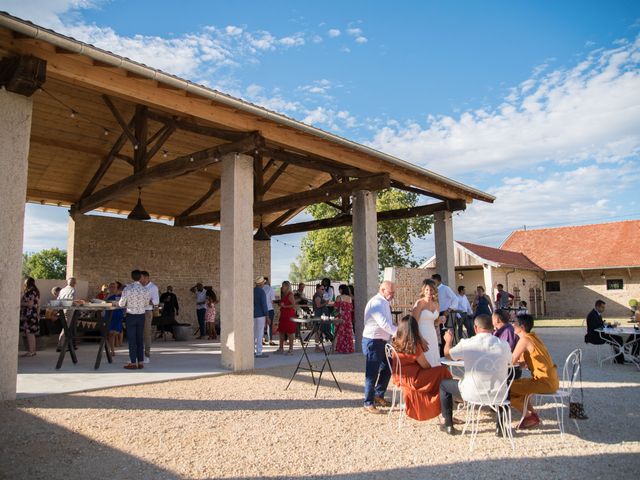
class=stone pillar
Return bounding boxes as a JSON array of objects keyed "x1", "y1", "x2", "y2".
[
  {"x1": 483, "y1": 264, "x2": 494, "y2": 301},
  {"x1": 0, "y1": 89, "x2": 33, "y2": 401},
  {"x1": 220, "y1": 153, "x2": 254, "y2": 370},
  {"x1": 434, "y1": 210, "x2": 455, "y2": 288},
  {"x1": 352, "y1": 190, "x2": 379, "y2": 353}
]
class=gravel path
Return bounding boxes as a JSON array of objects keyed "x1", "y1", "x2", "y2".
[{"x1": 1, "y1": 328, "x2": 639, "y2": 480}]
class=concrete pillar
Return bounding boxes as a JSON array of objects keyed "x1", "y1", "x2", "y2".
[
  {"x1": 220, "y1": 153, "x2": 254, "y2": 370},
  {"x1": 434, "y1": 210, "x2": 455, "y2": 288},
  {"x1": 352, "y1": 190, "x2": 379, "y2": 353},
  {"x1": 0, "y1": 89, "x2": 33, "y2": 401}
]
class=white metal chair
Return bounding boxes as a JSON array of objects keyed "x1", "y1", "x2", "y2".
[
  {"x1": 461, "y1": 356, "x2": 516, "y2": 452},
  {"x1": 384, "y1": 343, "x2": 406, "y2": 428},
  {"x1": 519, "y1": 348, "x2": 582, "y2": 436}
]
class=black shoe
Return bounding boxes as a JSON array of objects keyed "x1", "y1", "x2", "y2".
[
  {"x1": 56, "y1": 347, "x2": 62, "y2": 352},
  {"x1": 439, "y1": 425, "x2": 458, "y2": 436}
]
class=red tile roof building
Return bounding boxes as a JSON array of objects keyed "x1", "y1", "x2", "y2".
[{"x1": 501, "y1": 220, "x2": 640, "y2": 271}]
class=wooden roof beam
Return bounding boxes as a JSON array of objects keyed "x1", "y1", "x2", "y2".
[
  {"x1": 177, "y1": 178, "x2": 222, "y2": 218},
  {"x1": 175, "y1": 174, "x2": 390, "y2": 227},
  {"x1": 102, "y1": 94, "x2": 137, "y2": 147},
  {"x1": 269, "y1": 199, "x2": 467, "y2": 236},
  {"x1": 80, "y1": 114, "x2": 136, "y2": 198},
  {"x1": 147, "y1": 110, "x2": 249, "y2": 142},
  {"x1": 261, "y1": 147, "x2": 369, "y2": 178},
  {"x1": 71, "y1": 132, "x2": 263, "y2": 215}
]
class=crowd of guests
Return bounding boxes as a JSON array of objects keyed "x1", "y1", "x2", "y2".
[
  {"x1": 252, "y1": 276, "x2": 356, "y2": 358},
  {"x1": 360, "y1": 275, "x2": 562, "y2": 435}
]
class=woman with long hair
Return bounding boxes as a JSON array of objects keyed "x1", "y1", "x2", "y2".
[
  {"x1": 205, "y1": 288, "x2": 218, "y2": 340},
  {"x1": 276, "y1": 281, "x2": 297, "y2": 354},
  {"x1": 334, "y1": 284, "x2": 354, "y2": 353},
  {"x1": 20, "y1": 277, "x2": 40, "y2": 357},
  {"x1": 412, "y1": 279, "x2": 442, "y2": 367},
  {"x1": 391, "y1": 315, "x2": 451, "y2": 421}
]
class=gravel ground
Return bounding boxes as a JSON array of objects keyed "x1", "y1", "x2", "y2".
[{"x1": 1, "y1": 327, "x2": 639, "y2": 480}]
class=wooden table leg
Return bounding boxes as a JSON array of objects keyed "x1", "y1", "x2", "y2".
[{"x1": 56, "y1": 309, "x2": 78, "y2": 369}]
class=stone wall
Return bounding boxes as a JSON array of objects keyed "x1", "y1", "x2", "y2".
[
  {"x1": 67, "y1": 215, "x2": 271, "y2": 326},
  {"x1": 545, "y1": 269, "x2": 639, "y2": 318}
]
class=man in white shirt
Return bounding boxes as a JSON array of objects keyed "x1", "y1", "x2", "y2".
[
  {"x1": 140, "y1": 270, "x2": 159, "y2": 363},
  {"x1": 56, "y1": 277, "x2": 77, "y2": 351},
  {"x1": 431, "y1": 273, "x2": 458, "y2": 356},
  {"x1": 439, "y1": 314, "x2": 511, "y2": 435},
  {"x1": 119, "y1": 269, "x2": 152, "y2": 369},
  {"x1": 456, "y1": 285, "x2": 475, "y2": 339},
  {"x1": 362, "y1": 281, "x2": 398, "y2": 414},
  {"x1": 262, "y1": 277, "x2": 276, "y2": 346}
]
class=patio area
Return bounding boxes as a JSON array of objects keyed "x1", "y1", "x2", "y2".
[
  {"x1": 16, "y1": 338, "x2": 318, "y2": 398},
  {"x1": 2, "y1": 327, "x2": 639, "y2": 479}
]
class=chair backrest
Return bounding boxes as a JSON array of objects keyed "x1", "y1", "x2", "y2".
[
  {"x1": 385, "y1": 343, "x2": 402, "y2": 387},
  {"x1": 467, "y1": 354, "x2": 514, "y2": 406},
  {"x1": 561, "y1": 348, "x2": 582, "y2": 395}
]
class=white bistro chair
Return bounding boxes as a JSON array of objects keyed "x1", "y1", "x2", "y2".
[
  {"x1": 518, "y1": 348, "x2": 582, "y2": 436},
  {"x1": 462, "y1": 356, "x2": 516, "y2": 452},
  {"x1": 384, "y1": 343, "x2": 406, "y2": 428}
]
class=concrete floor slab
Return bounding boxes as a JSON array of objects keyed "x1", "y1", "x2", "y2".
[{"x1": 17, "y1": 338, "x2": 339, "y2": 398}]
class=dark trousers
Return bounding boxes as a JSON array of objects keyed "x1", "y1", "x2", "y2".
[
  {"x1": 439, "y1": 378, "x2": 507, "y2": 429},
  {"x1": 266, "y1": 310, "x2": 275, "y2": 341},
  {"x1": 362, "y1": 338, "x2": 391, "y2": 406},
  {"x1": 126, "y1": 314, "x2": 145, "y2": 363},
  {"x1": 196, "y1": 309, "x2": 206, "y2": 337},
  {"x1": 460, "y1": 313, "x2": 475, "y2": 338}
]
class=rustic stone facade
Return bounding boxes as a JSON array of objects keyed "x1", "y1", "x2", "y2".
[
  {"x1": 545, "y1": 269, "x2": 639, "y2": 318},
  {"x1": 67, "y1": 215, "x2": 271, "y2": 326},
  {"x1": 386, "y1": 265, "x2": 639, "y2": 318}
]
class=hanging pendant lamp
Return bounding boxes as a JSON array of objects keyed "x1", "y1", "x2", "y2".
[
  {"x1": 253, "y1": 218, "x2": 271, "y2": 241},
  {"x1": 128, "y1": 187, "x2": 151, "y2": 221}
]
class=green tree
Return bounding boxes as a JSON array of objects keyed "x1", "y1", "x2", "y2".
[
  {"x1": 22, "y1": 248, "x2": 67, "y2": 279},
  {"x1": 289, "y1": 189, "x2": 432, "y2": 281}
]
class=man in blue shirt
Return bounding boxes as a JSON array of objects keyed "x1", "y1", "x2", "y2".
[{"x1": 253, "y1": 277, "x2": 269, "y2": 358}]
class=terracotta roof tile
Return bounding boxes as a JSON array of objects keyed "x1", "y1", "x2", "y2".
[
  {"x1": 458, "y1": 241, "x2": 542, "y2": 270},
  {"x1": 501, "y1": 220, "x2": 640, "y2": 270}
]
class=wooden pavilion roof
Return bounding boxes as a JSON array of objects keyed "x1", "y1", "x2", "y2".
[{"x1": 0, "y1": 13, "x2": 494, "y2": 232}]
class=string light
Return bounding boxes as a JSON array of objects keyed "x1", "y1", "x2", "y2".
[
  {"x1": 162, "y1": 150, "x2": 169, "y2": 158},
  {"x1": 39, "y1": 87, "x2": 115, "y2": 138}
]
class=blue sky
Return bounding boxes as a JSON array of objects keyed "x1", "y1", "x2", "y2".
[{"x1": 6, "y1": 0, "x2": 640, "y2": 283}]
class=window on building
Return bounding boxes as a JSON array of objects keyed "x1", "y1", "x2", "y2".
[
  {"x1": 545, "y1": 281, "x2": 560, "y2": 292},
  {"x1": 606, "y1": 279, "x2": 624, "y2": 290}
]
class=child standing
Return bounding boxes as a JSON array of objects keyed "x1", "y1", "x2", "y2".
[{"x1": 205, "y1": 289, "x2": 218, "y2": 340}]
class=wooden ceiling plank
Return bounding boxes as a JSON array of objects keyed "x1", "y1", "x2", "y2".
[{"x1": 72, "y1": 132, "x2": 263, "y2": 215}]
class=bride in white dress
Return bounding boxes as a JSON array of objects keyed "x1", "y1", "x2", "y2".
[{"x1": 412, "y1": 279, "x2": 442, "y2": 367}]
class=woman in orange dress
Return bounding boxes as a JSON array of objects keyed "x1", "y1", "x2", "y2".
[
  {"x1": 276, "y1": 281, "x2": 297, "y2": 355},
  {"x1": 391, "y1": 315, "x2": 452, "y2": 421},
  {"x1": 510, "y1": 314, "x2": 559, "y2": 428},
  {"x1": 334, "y1": 284, "x2": 354, "y2": 353}
]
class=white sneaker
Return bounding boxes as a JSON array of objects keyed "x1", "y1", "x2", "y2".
[{"x1": 144, "y1": 356, "x2": 150, "y2": 364}]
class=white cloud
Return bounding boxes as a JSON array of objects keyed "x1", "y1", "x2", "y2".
[
  {"x1": 453, "y1": 163, "x2": 636, "y2": 247},
  {"x1": 225, "y1": 25, "x2": 243, "y2": 36},
  {"x1": 311, "y1": 35, "x2": 323, "y2": 44},
  {"x1": 298, "y1": 79, "x2": 334, "y2": 96},
  {"x1": 341, "y1": 47, "x2": 351, "y2": 54},
  {"x1": 23, "y1": 205, "x2": 69, "y2": 252},
  {"x1": 355, "y1": 36, "x2": 368, "y2": 44},
  {"x1": 303, "y1": 106, "x2": 357, "y2": 131},
  {"x1": 369, "y1": 36, "x2": 640, "y2": 176},
  {"x1": 2, "y1": 1, "x2": 314, "y2": 80},
  {"x1": 328, "y1": 29, "x2": 341, "y2": 38},
  {"x1": 346, "y1": 28, "x2": 362, "y2": 36},
  {"x1": 278, "y1": 34, "x2": 305, "y2": 47}
]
